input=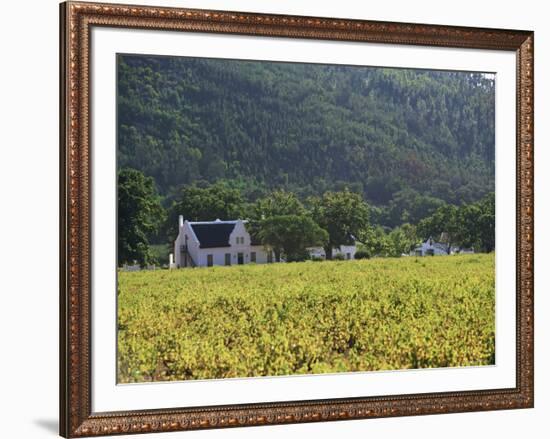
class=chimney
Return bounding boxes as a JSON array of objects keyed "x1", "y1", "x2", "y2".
[{"x1": 178, "y1": 215, "x2": 184, "y2": 228}]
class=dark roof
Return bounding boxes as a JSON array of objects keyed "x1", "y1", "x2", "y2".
[{"x1": 190, "y1": 222, "x2": 236, "y2": 249}]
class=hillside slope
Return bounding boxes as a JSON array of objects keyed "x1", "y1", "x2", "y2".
[{"x1": 117, "y1": 54, "x2": 495, "y2": 211}]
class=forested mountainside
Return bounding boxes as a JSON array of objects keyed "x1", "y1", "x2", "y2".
[{"x1": 117, "y1": 54, "x2": 495, "y2": 227}]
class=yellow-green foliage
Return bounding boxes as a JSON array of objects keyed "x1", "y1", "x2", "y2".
[{"x1": 118, "y1": 254, "x2": 495, "y2": 383}]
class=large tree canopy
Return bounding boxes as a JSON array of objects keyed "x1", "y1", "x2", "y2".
[
  {"x1": 250, "y1": 190, "x2": 306, "y2": 219},
  {"x1": 309, "y1": 190, "x2": 370, "y2": 259},
  {"x1": 257, "y1": 215, "x2": 328, "y2": 262},
  {"x1": 118, "y1": 168, "x2": 165, "y2": 266},
  {"x1": 417, "y1": 193, "x2": 495, "y2": 251}
]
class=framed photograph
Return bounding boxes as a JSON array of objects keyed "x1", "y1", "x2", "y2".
[{"x1": 60, "y1": 1, "x2": 534, "y2": 436}]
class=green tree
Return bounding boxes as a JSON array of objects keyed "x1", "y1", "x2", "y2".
[
  {"x1": 455, "y1": 193, "x2": 495, "y2": 251},
  {"x1": 165, "y1": 182, "x2": 244, "y2": 242},
  {"x1": 386, "y1": 188, "x2": 445, "y2": 228},
  {"x1": 257, "y1": 215, "x2": 328, "y2": 262},
  {"x1": 309, "y1": 190, "x2": 370, "y2": 259},
  {"x1": 417, "y1": 204, "x2": 459, "y2": 244},
  {"x1": 361, "y1": 226, "x2": 392, "y2": 258},
  {"x1": 118, "y1": 168, "x2": 165, "y2": 266},
  {"x1": 388, "y1": 224, "x2": 418, "y2": 256},
  {"x1": 251, "y1": 190, "x2": 306, "y2": 219},
  {"x1": 416, "y1": 193, "x2": 494, "y2": 252},
  {"x1": 455, "y1": 204, "x2": 481, "y2": 249},
  {"x1": 476, "y1": 194, "x2": 495, "y2": 252}
]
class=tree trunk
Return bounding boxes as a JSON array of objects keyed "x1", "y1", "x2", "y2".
[{"x1": 324, "y1": 245, "x2": 333, "y2": 260}]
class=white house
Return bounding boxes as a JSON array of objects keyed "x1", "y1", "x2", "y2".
[
  {"x1": 411, "y1": 237, "x2": 476, "y2": 257},
  {"x1": 174, "y1": 216, "x2": 273, "y2": 268},
  {"x1": 307, "y1": 244, "x2": 357, "y2": 260},
  {"x1": 412, "y1": 237, "x2": 450, "y2": 256}
]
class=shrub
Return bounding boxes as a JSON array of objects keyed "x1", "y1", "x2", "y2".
[
  {"x1": 354, "y1": 250, "x2": 371, "y2": 260},
  {"x1": 286, "y1": 250, "x2": 311, "y2": 262}
]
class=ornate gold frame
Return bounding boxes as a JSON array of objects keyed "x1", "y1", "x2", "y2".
[{"x1": 60, "y1": 1, "x2": 534, "y2": 437}]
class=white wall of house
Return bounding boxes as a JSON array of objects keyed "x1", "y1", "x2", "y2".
[
  {"x1": 334, "y1": 244, "x2": 357, "y2": 260},
  {"x1": 413, "y1": 239, "x2": 449, "y2": 256},
  {"x1": 250, "y1": 245, "x2": 271, "y2": 263},
  {"x1": 229, "y1": 220, "x2": 250, "y2": 247},
  {"x1": 308, "y1": 247, "x2": 326, "y2": 259},
  {"x1": 196, "y1": 247, "x2": 231, "y2": 267},
  {"x1": 194, "y1": 245, "x2": 271, "y2": 267},
  {"x1": 174, "y1": 216, "x2": 201, "y2": 268},
  {"x1": 307, "y1": 244, "x2": 357, "y2": 260},
  {"x1": 411, "y1": 240, "x2": 476, "y2": 257}
]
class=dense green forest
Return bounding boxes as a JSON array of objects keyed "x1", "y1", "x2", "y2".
[
  {"x1": 116, "y1": 54, "x2": 495, "y2": 265},
  {"x1": 118, "y1": 55, "x2": 494, "y2": 208}
]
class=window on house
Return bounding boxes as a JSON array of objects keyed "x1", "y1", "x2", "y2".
[
  {"x1": 346, "y1": 253, "x2": 351, "y2": 260},
  {"x1": 224, "y1": 253, "x2": 231, "y2": 266},
  {"x1": 251, "y1": 252, "x2": 256, "y2": 263},
  {"x1": 207, "y1": 254, "x2": 213, "y2": 267}
]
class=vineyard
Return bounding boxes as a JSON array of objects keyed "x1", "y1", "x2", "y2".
[{"x1": 117, "y1": 254, "x2": 495, "y2": 383}]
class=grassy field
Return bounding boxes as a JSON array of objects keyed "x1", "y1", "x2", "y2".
[{"x1": 117, "y1": 254, "x2": 495, "y2": 383}]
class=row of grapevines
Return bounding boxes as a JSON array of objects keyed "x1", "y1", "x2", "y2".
[{"x1": 117, "y1": 253, "x2": 495, "y2": 383}]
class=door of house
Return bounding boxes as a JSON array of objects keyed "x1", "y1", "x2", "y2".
[
  {"x1": 207, "y1": 254, "x2": 213, "y2": 267},
  {"x1": 224, "y1": 253, "x2": 231, "y2": 266},
  {"x1": 237, "y1": 253, "x2": 244, "y2": 265}
]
